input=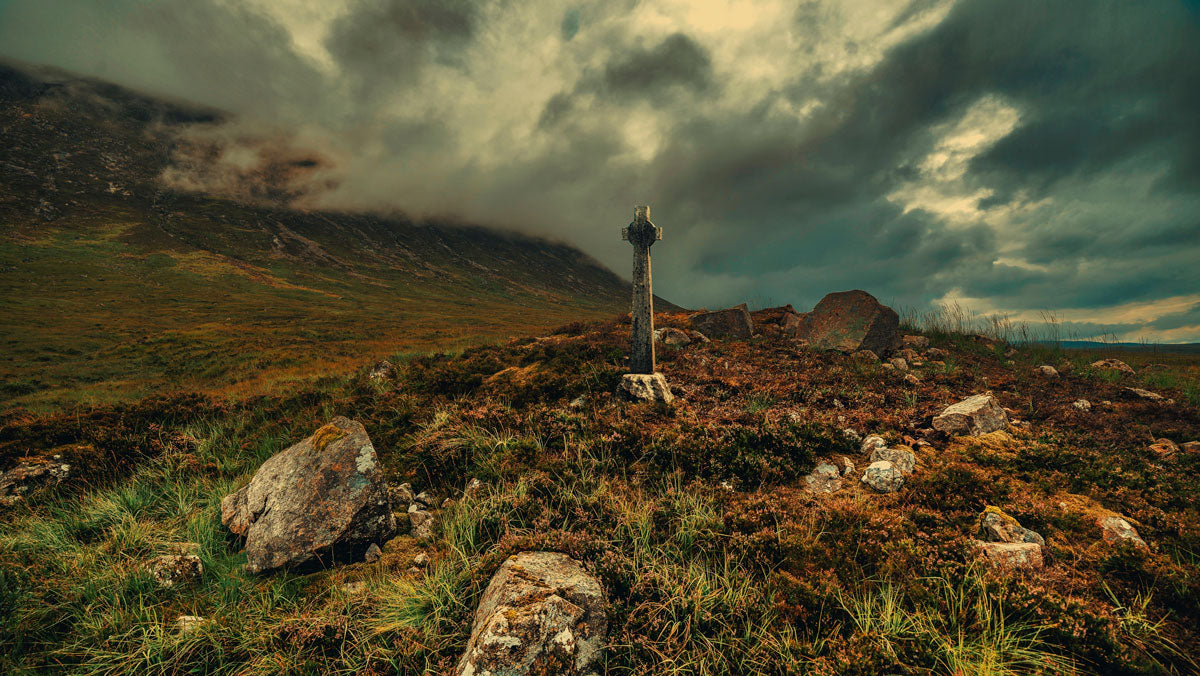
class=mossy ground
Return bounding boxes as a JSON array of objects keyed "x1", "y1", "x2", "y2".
[{"x1": 1, "y1": 316, "x2": 1198, "y2": 675}]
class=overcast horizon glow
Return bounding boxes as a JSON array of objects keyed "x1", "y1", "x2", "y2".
[{"x1": 2, "y1": 0, "x2": 1199, "y2": 341}]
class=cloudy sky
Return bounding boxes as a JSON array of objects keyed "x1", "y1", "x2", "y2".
[{"x1": 2, "y1": 0, "x2": 1199, "y2": 341}]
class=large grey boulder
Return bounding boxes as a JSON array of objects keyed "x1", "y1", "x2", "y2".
[
  {"x1": 870, "y1": 446, "x2": 916, "y2": 475},
  {"x1": 797, "y1": 290, "x2": 899, "y2": 355},
  {"x1": 689, "y1": 304, "x2": 754, "y2": 340},
  {"x1": 221, "y1": 416, "x2": 396, "y2": 574},
  {"x1": 455, "y1": 552, "x2": 606, "y2": 676},
  {"x1": 861, "y1": 460, "x2": 904, "y2": 493},
  {"x1": 932, "y1": 393, "x2": 1008, "y2": 436}
]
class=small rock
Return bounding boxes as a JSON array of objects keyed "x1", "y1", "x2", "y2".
[
  {"x1": 841, "y1": 428, "x2": 861, "y2": 443},
  {"x1": 889, "y1": 357, "x2": 908, "y2": 372},
  {"x1": 569, "y1": 396, "x2": 587, "y2": 409},
  {"x1": 870, "y1": 446, "x2": 916, "y2": 474},
  {"x1": 409, "y1": 510, "x2": 435, "y2": 539},
  {"x1": 861, "y1": 460, "x2": 904, "y2": 492},
  {"x1": 441, "y1": 497, "x2": 456, "y2": 509},
  {"x1": 654, "y1": 327, "x2": 693, "y2": 345},
  {"x1": 902, "y1": 335, "x2": 929, "y2": 350},
  {"x1": 975, "y1": 541, "x2": 1044, "y2": 570},
  {"x1": 369, "y1": 360, "x2": 394, "y2": 380},
  {"x1": 175, "y1": 615, "x2": 207, "y2": 634},
  {"x1": 1123, "y1": 387, "x2": 1164, "y2": 401},
  {"x1": 1098, "y1": 515, "x2": 1147, "y2": 549},
  {"x1": 852, "y1": 349, "x2": 880, "y2": 362},
  {"x1": 413, "y1": 552, "x2": 429, "y2": 568},
  {"x1": 804, "y1": 463, "x2": 842, "y2": 494},
  {"x1": 861, "y1": 435, "x2": 888, "y2": 454},
  {"x1": 1004, "y1": 347, "x2": 1019, "y2": 358},
  {"x1": 464, "y1": 478, "x2": 485, "y2": 498},
  {"x1": 978, "y1": 507, "x2": 1044, "y2": 545},
  {"x1": 340, "y1": 581, "x2": 367, "y2": 594},
  {"x1": 1036, "y1": 365, "x2": 1059, "y2": 378},
  {"x1": 1149, "y1": 439, "x2": 1179, "y2": 457},
  {"x1": 903, "y1": 373, "x2": 921, "y2": 386},
  {"x1": 1091, "y1": 359, "x2": 1135, "y2": 375},
  {"x1": 390, "y1": 482, "x2": 415, "y2": 505},
  {"x1": 881, "y1": 362, "x2": 895, "y2": 371},
  {"x1": 364, "y1": 543, "x2": 382, "y2": 563},
  {"x1": 926, "y1": 347, "x2": 948, "y2": 359},
  {"x1": 148, "y1": 554, "x2": 203, "y2": 588},
  {"x1": 688, "y1": 330, "x2": 711, "y2": 343},
  {"x1": 616, "y1": 373, "x2": 674, "y2": 404},
  {"x1": 932, "y1": 393, "x2": 1008, "y2": 436},
  {"x1": 1181, "y1": 441, "x2": 1200, "y2": 454},
  {"x1": 1072, "y1": 399, "x2": 1092, "y2": 411},
  {"x1": 414, "y1": 491, "x2": 433, "y2": 507},
  {"x1": 0, "y1": 457, "x2": 71, "y2": 507}
]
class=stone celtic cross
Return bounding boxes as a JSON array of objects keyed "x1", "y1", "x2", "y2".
[{"x1": 622, "y1": 205, "x2": 661, "y2": 374}]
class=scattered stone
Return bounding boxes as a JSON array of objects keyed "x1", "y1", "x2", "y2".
[
  {"x1": 870, "y1": 446, "x2": 916, "y2": 475},
  {"x1": 389, "y1": 482, "x2": 415, "y2": 506},
  {"x1": 978, "y1": 507, "x2": 1044, "y2": 545},
  {"x1": 654, "y1": 327, "x2": 692, "y2": 345},
  {"x1": 902, "y1": 335, "x2": 929, "y2": 350},
  {"x1": 852, "y1": 349, "x2": 879, "y2": 362},
  {"x1": 840, "y1": 457, "x2": 855, "y2": 476},
  {"x1": 455, "y1": 552, "x2": 606, "y2": 676},
  {"x1": 688, "y1": 330, "x2": 711, "y2": 344},
  {"x1": 1181, "y1": 441, "x2": 1200, "y2": 454},
  {"x1": 1036, "y1": 365, "x2": 1059, "y2": 378},
  {"x1": 175, "y1": 615, "x2": 207, "y2": 634},
  {"x1": 413, "y1": 552, "x2": 429, "y2": 568},
  {"x1": 569, "y1": 396, "x2": 587, "y2": 409},
  {"x1": 409, "y1": 508, "x2": 435, "y2": 539},
  {"x1": 1004, "y1": 347, "x2": 1019, "y2": 358},
  {"x1": 1149, "y1": 439, "x2": 1179, "y2": 457},
  {"x1": 414, "y1": 491, "x2": 433, "y2": 507},
  {"x1": 841, "y1": 428, "x2": 862, "y2": 443},
  {"x1": 861, "y1": 435, "x2": 888, "y2": 454},
  {"x1": 1091, "y1": 359, "x2": 1134, "y2": 375},
  {"x1": 441, "y1": 497, "x2": 456, "y2": 509},
  {"x1": 340, "y1": 581, "x2": 367, "y2": 594},
  {"x1": 148, "y1": 554, "x2": 203, "y2": 587},
  {"x1": 369, "y1": 360, "x2": 394, "y2": 380},
  {"x1": 464, "y1": 478, "x2": 485, "y2": 498},
  {"x1": 926, "y1": 347, "x2": 948, "y2": 359},
  {"x1": 903, "y1": 373, "x2": 921, "y2": 386},
  {"x1": 1072, "y1": 399, "x2": 1092, "y2": 412},
  {"x1": 797, "y1": 290, "x2": 900, "y2": 355},
  {"x1": 804, "y1": 462, "x2": 843, "y2": 494},
  {"x1": 220, "y1": 417, "x2": 396, "y2": 574},
  {"x1": 861, "y1": 460, "x2": 904, "y2": 492},
  {"x1": 616, "y1": 373, "x2": 674, "y2": 404},
  {"x1": 1123, "y1": 387, "x2": 1164, "y2": 401},
  {"x1": 1098, "y1": 515, "x2": 1147, "y2": 549},
  {"x1": 975, "y1": 541, "x2": 1044, "y2": 570},
  {"x1": 364, "y1": 543, "x2": 382, "y2": 563},
  {"x1": 881, "y1": 362, "x2": 895, "y2": 371},
  {"x1": 689, "y1": 304, "x2": 755, "y2": 340},
  {"x1": 932, "y1": 393, "x2": 1008, "y2": 437},
  {"x1": 751, "y1": 305, "x2": 805, "y2": 336},
  {"x1": 0, "y1": 457, "x2": 71, "y2": 508},
  {"x1": 889, "y1": 357, "x2": 909, "y2": 372},
  {"x1": 897, "y1": 348, "x2": 920, "y2": 362}
]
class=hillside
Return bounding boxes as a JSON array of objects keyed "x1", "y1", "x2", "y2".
[
  {"x1": 0, "y1": 314, "x2": 1197, "y2": 674},
  {"x1": 0, "y1": 62, "x2": 651, "y2": 410}
]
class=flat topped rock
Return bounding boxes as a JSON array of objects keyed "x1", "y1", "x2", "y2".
[
  {"x1": 798, "y1": 290, "x2": 899, "y2": 355},
  {"x1": 456, "y1": 551, "x2": 606, "y2": 676},
  {"x1": 689, "y1": 304, "x2": 754, "y2": 340},
  {"x1": 221, "y1": 416, "x2": 396, "y2": 574}
]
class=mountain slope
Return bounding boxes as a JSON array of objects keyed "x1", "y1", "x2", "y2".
[{"x1": 0, "y1": 62, "x2": 657, "y2": 409}]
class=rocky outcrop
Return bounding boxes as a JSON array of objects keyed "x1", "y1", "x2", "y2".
[
  {"x1": 751, "y1": 305, "x2": 805, "y2": 336},
  {"x1": 932, "y1": 393, "x2": 1008, "y2": 436},
  {"x1": 616, "y1": 373, "x2": 674, "y2": 404},
  {"x1": 797, "y1": 290, "x2": 899, "y2": 355},
  {"x1": 689, "y1": 304, "x2": 754, "y2": 340},
  {"x1": 455, "y1": 552, "x2": 605, "y2": 676},
  {"x1": 220, "y1": 417, "x2": 396, "y2": 574}
]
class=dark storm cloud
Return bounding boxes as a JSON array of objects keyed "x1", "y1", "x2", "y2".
[
  {"x1": 2, "y1": 0, "x2": 1198, "y2": 340},
  {"x1": 1151, "y1": 303, "x2": 1200, "y2": 331}
]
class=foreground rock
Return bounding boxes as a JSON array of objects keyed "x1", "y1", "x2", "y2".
[
  {"x1": 221, "y1": 417, "x2": 396, "y2": 574},
  {"x1": 870, "y1": 445, "x2": 916, "y2": 475},
  {"x1": 798, "y1": 290, "x2": 899, "y2": 355},
  {"x1": 455, "y1": 552, "x2": 605, "y2": 676},
  {"x1": 978, "y1": 507, "x2": 1044, "y2": 546},
  {"x1": 148, "y1": 554, "x2": 203, "y2": 587},
  {"x1": 1123, "y1": 387, "x2": 1164, "y2": 402},
  {"x1": 804, "y1": 462, "x2": 842, "y2": 493},
  {"x1": 616, "y1": 373, "x2": 674, "y2": 404},
  {"x1": 932, "y1": 393, "x2": 1008, "y2": 436},
  {"x1": 654, "y1": 327, "x2": 692, "y2": 345},
  {"x1": 1098, "y1": 515, "x2": 1148, "y2": 549},
  {"x1": 689, "y1": 304, "x2": 754, "y2": 340}
]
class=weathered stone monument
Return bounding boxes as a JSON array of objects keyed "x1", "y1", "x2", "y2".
[{"x1": 617, "y1": 205, "x2": 673, "y2": 403}]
